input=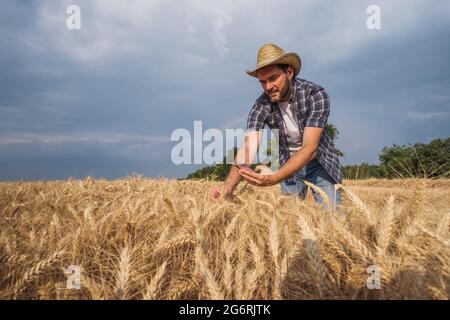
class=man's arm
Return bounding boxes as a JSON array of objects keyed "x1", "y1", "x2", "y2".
[
  {"x1": 239, "y1": 87, "x2": 330, "y2": 186},
  {"x1": 238, "y1": 127, "x2": 322, "y2": 186},
  {"x1": 269, "y1": 127, "x2": 321, "y2": 182},
  {"x1": 210, "y1": 99, "x2": 268, "y2": 200},
  {"x1": 223, "y1": 130, "x2": 263, "y2": 193}
]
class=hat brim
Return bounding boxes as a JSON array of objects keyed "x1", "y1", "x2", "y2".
[{"x1": 246, "y1": 52, "x2": 301, "y2": 78}]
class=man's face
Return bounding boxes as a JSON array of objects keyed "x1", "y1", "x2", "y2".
[{"x1": 256, "y1": 64, "x2": 293, "y2": 103}]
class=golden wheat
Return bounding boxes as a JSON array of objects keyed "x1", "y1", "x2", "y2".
[{"x1": 0, "y1": 177, "x2": 448, "y2": 300}]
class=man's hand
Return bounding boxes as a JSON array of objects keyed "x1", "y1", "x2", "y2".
[
  {"x1": 238, "y1": 166, "x2": 280, "y2": 187},
  {"x1": 209, "y1": 183, "x2": 233, "y2": 201},
  {"x1": 210, "y1": 131, "x2": 262, "y2": 201},
  {"x1": 254, "y1": 164, "x2": 274, "y2": 175}
]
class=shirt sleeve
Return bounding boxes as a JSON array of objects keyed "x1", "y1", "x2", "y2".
[
  {"x1": 304, "y1": 88, "x2": 330, "y2": 128},
  {"x1": 246, "y1": 101, "x2": 268, "y2": 131}
]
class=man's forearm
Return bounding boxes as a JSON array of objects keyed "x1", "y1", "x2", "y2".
[
  {"x1": 224, "y1": 131, "x2": 262, "y2": 193},
  {"x1": 224, "y1": 165, "x2": 242, "y2": 191},
  {"x1": 273, "y1": 145, "x2": 317, "y2": 182}
]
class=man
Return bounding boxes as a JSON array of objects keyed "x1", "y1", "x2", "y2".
[{"x1": 210, "y1": 43, "x2": 343, "y2": 211}]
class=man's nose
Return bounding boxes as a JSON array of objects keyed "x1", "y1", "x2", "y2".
[{"x1": 265, "y1": 83, "x2": 275, "y2": 92}]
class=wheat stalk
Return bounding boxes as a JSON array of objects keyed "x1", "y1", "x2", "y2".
[
  {"x1": 376, "y1": 194, "x2": 396, "y2": 255},
  {"x1": 336, "y1": 184, "x2": 375, "y2": 225},
  {"x1": 13, "y1": 250, "x2": 65, "y2": 297},
  {"x1": 195, "y1": 247, "x2": 224, "y2": 300},
  {"x1": 114, "y1": 246, "x2": 132, "y2": 299},
  {"x1": 303, "y1": 180, "x2": 331, "y2": 211},
  {"x1": 143, "y1": 261, "x2": 167, "y2": 300}
]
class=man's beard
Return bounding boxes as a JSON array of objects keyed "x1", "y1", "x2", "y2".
[{"x1": 268, "y1": 79, "x2": 291, "y2": 102}]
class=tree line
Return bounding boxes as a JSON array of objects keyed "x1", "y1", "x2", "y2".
[{"x1": 184, "y1": 124, "x2": 450, "y2": 180}]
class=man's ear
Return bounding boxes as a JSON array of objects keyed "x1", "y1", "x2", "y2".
[{"x1": 287, "y1": 66, "x2": 294, "y2": 80}]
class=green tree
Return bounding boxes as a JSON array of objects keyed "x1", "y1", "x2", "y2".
[
  {"x1": 379, "y1": 137, "x2": 450, "y2": 178},
  {"x1": 185, "y1": 148, "x2": 238, "y2": 181},
  {"x1": 342, "y1": 136, "x2": 450, "y2": 180},
  {"x1": 326, "y1": 123, "x2": 344, "y2": 157},
  {"x1": 342, "y1": 162, "x2": 385, "y2": 180}
]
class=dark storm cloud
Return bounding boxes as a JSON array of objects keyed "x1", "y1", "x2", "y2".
[{"x1": 0, "y1": 0, "x2": 449, "y2": 180}]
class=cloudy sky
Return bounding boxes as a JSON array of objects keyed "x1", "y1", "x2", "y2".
[{"x1": 0, "y1": 0, "x2": 449, "y2": 181}]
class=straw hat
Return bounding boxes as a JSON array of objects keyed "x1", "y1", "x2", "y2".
[{"x1": 246, "y1": 43, "x2": 301, "y2": 78}]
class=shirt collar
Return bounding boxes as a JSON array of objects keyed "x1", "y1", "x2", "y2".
[
  {"x1": 288, "y1": 78, "x2": 299, "y2": 112},
  {"x1": 288, "y1": 77, "x2": 297, "y2": 103}
]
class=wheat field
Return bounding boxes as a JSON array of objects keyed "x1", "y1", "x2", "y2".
[{"x1": 0, "y1": 176, "x2": 449, "y2": 300}]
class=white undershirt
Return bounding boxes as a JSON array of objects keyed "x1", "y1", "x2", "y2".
[{"x1": 278, "y1": 100, "x2": 302, "y2": 155}]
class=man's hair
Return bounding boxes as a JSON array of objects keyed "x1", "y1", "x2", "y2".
[{"x1": 277, "y1": 64, "x2": 292, "y2": 74}]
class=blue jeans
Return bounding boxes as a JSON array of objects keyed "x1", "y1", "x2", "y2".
[{"x1": 280, "y1": 159, "x2": 342, "y2": 212}]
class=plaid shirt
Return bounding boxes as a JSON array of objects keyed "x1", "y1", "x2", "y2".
[{"x1": 246, "y1": 77, "x2": 343, "y2": 184}]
